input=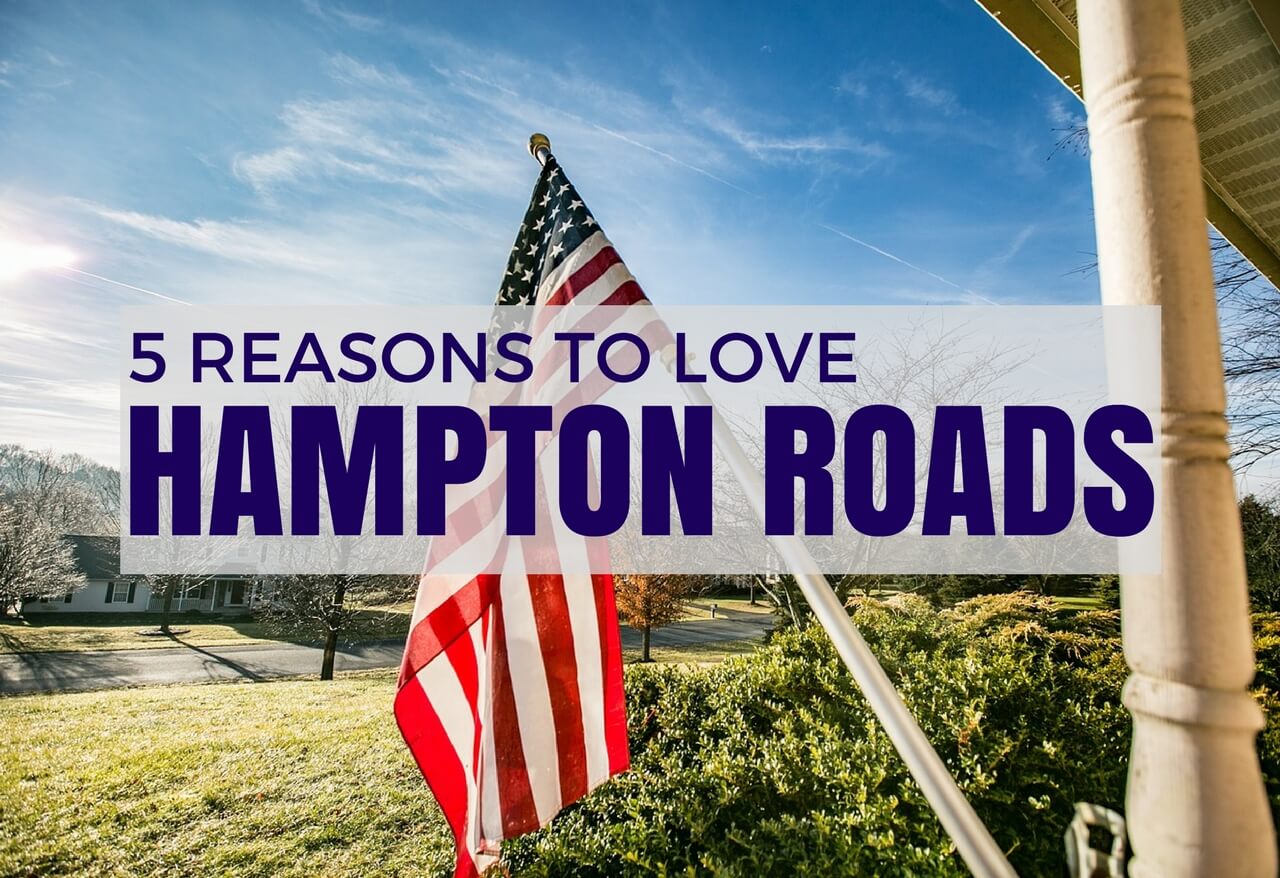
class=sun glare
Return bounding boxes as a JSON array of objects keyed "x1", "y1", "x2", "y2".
[{"x1": 0, "y1": 238, "x2": 78, "y2": 282}]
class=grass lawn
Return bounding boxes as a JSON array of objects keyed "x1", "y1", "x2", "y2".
[
  {"x1": 0, "y1": 608, "x2": 412, "y2": 655},
  {"x1": 0, "y1": 639, "x2": 760, "y2": 877},
  {"x1": 0, "y1": 670, "x2": 453, "y2": 877},
  {"x1": 623, "y1": 636, "x2": 760, "y2": 665},
  {"x1": 1, "y1": 600, "x2": 768, "y2": 655},
  {"x1": 681, "y1": 596, "x2": 775, "y2": 621}
]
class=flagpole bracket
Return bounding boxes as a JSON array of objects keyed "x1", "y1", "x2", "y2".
[{"x1": 528, "y1": 132, "x2": 552, "y2": 166}]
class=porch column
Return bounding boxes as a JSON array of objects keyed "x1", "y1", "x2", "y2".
[{"x1": 1076, "y1": 1, "x2": 1276, "y2": 875}]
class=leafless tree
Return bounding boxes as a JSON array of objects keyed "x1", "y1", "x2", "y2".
[
  {"x1": 1057, "y1": 123, "x2": 1280, "y2": 470},
  {"x1": 0, "y1": 500, "x2": 86, "y2": 615},
  {"x1": 257, "y1": 572, "x2": 415, "y2": 679},
  {"x1": 0, "y1": 445, "x2": 118, "y2": 534}
]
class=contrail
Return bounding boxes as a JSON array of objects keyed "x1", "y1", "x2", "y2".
[
  {"x1": 820, "y1": 224, "x2": 999, "y2": 305},
  {"x1": 591, "y1": 123, "x2": 753, "y2": 195},
  {"x1": 59, "y1": 266, "x2": 191, "y2": 305},
  {"x1": 586, "y1": 119, "x2": 998, "y2": 303}
]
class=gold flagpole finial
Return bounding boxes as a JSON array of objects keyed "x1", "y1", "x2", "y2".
[{"x1": 528, "y1": 132, "x2": 552, "y2": 166}]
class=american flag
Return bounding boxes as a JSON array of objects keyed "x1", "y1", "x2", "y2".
[{"x1": 395, "y1": 152, "x2": 662, "y2": 877}]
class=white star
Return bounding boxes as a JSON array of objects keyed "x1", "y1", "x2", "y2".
[
  {"x1": 513, "y1": 259, "x2": 524, "y2": 273},
  {"x1": 548, "y1": 169, "x2": 560, "y2": 180},
  {"x1": 521, "y1": 269, "x2": 534, "y2": 282},
  {"x1": 540, "y1": 192, "x2": 551, "y2": 206},
  {"x1": 549, "y1": 241, "x2": 565, "y2": 258},
  {"x1": 549, "y1": 205, "x2": 561, "y2": 220},
  {"x1": 526, "y1": 242, "x2": 538, "y2": 256},
  {"x1": 556, "y1": 220, "x2": 572, "y2": 236},
  {"x1": 533, "y1": 217, "x2": 545, "y2": 231},
  {"x1": 583, "y1": 215, "x2": 597, "y2": 227},
  {"x1": 569, "y1": 199, "x2": 583, "y2": 211},
  {"x1": 517, "y1": 294, "x2": 530, "y2": 305},
  {"x1": 557, "y1": 184, "x2": 570, "y2": 195}
]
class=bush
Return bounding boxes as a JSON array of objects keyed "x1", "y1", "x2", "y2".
[{"x1": 505, "y1": 593, "x2": 1134, "y2": 876}]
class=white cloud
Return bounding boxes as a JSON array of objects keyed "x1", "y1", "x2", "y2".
[
  {"x1": 698, "y1": 107, "x2": 889, "y2": 165},
  {"x1": 301, "y1": 0, "x2": 382, "y2": 33},
  {"x1": 328, "y1": 53, "x2": 413, "y2": 91},
  {"x1": 1047, "y1": 96, "x2": 1084, "y2": 130},
  {"x1": 834, "y1": 72, "x2": 868, "y2": 98},
  {"x1": 76, "y1": 202, "x2": 339, "y2": 273},
  {"x1": 893, "y1": 68, "x2": 959, "y2": 115}
]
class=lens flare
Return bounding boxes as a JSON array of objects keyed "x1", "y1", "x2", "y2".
[{"x1": 0, "y1": 238, "x2": 78, "y2": 282}]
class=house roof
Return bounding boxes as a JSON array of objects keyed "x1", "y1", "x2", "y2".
[
  {"x1": 974, "y1": 0, "x2": 1280, "y2": 289},
  {"x1": 65, "y1": 534, "x2": 120, "y2": 580}
]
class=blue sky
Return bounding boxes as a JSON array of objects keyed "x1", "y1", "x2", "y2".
[{"x1": 0, "y1": 0, "x2": 1098, "y2": 465}]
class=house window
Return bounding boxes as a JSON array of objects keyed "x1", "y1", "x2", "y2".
[
  {"x1": 63, "y1": 592, "x2": 73, "y2": 603},
  {"x1": 111, "y1": 581, "x2": 135, "y2": 603},
  {"x1": 227, "y1": 582, "x2": 246, "y2": 605}
]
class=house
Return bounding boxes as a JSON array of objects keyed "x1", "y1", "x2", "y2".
[{"x1": 22, "y1": 535, "x2": 261, "y2": 615}]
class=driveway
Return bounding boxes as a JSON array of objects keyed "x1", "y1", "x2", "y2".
[{"x1": 0, "y1": 612, "x2": 772, "y2": 695}]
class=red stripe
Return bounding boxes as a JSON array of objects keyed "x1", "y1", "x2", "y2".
[
  {"x1": 580, "y1": 468, "x2": 630, "y2": 775},
  {"x1": 393, "y1": 676, "x2": 480, "y2": 878},
  {"x1": 521, "y1": 467, "x2": 588, "y2": 804},
  {"x1": 528, "y1": 285, "x2": 650, "y2": 393},
  {"x1": 593, "y1": 572, "x2": 630, "y2": 775},
  {"x1": 399, "y1": 217, "x2": 655, "y2": 876},
  {"x1": 545, "y1": 318, "x2": 674, "y2": 428},
  {"x1": 488, "y1": 594, "x2": 541, "y2": 836},
  {"x1": 425, "y1": 476, "x2": 508, "y2": 570},
  {"x1": 538, "y1": 245, "x2": 621, "y2": 310},
  {"x1": 399, "y1": 573, "x2": 491, "y2": 686}
]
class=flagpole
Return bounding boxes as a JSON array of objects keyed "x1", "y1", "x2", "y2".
[
  {"x1": 524, "y1": 133, "x2": 1015, "y2": 878},
  {"x1": 529, "y1": 132, "x2": 552, "y2": 166}
]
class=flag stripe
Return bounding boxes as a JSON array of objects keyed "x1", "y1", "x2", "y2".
[
  {"x1": 487, "y1": 590, "x2": 541, "y2": 836},
  {"x1": 397, "y1": 156, "x2": 636, "y2": 878},
  {"x1": 394, "y1": 675, "x2": 479, "y2": 878}
]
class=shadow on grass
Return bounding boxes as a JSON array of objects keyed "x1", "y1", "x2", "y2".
[{"x1": 0, "y1": 608, "x2": 412, "y2": 654}]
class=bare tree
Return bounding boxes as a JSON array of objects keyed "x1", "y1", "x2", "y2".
[
  {"x1": 0, "y1": 445, "x2": 118, "y2": 534},
  {"x1": 257, "y1": 572, "x2": 415, "y2": 679},
  {"x1": 1056, "y1": 123, "x2": 1280, "y2": 470},
  {"x1": 0, "y1": 501, "x2": 86, "y2": 615}
]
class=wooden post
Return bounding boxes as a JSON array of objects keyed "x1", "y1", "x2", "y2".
[{"x1": 1076, "y1": 1, "x2": 1277, "y2": 874}]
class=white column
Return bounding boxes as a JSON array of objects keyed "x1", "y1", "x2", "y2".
[{"x1": 1076, "y1": 1, "x2": 1277, "y2": 875}]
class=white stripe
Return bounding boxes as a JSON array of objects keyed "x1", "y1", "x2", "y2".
[
  {"x1": 466, "y1": 620, "x2": 493, "y2": 852},
  {"x1": 538, "y1": 440, "x2": 609, "y2": 787},
  {"x1": 533, "y1": 231, "x2": 611, "y2": 306},
  {"x1": 527, "y1": 260, "x2": 638, "y2": 367},
  {"x1": 424, "y1": 513, "x2": 509, "y2": 578},
  {"x1": 478, "y1": 663, "x2": 505, "y2": 845},
  {"x1": 497, "y1": 544, "x2": 563, "y2": 825},
  {"x1": 410, "y1": 503, "x2": 507, "y2": 627},
  {"x1": 442, "y1": 435, "x2": 508, "y2": 520},
  {"x1": 408, "y1": 572, "x2": 471, "y2": 631},
  {"x1": 414, "y1": 639, "x2": 482, "y2": 849},
  {"x1": 532, "y1": 307, "x2": 665, "y2": 414}
]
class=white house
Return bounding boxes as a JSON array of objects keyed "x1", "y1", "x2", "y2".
[{"x1": 22, "y1": 535, "x2": 259, "y2": 615}]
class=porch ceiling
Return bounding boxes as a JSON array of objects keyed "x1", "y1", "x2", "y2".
[{"x1": 974, "y1": 0, "x2": 1280, "y2": 289}]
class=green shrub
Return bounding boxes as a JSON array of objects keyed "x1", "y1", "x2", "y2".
[{"x1": 505, "y1": 593, "x2": 1133, "y2": 876}]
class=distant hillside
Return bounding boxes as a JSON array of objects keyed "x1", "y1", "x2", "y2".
[{"x1": 0, "y1": 444, "x2": 120, "y2": 534}]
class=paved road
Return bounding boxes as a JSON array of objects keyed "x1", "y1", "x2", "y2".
[{"x1": 0, "y1": 613, "x2": 772, "y2": 695}]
